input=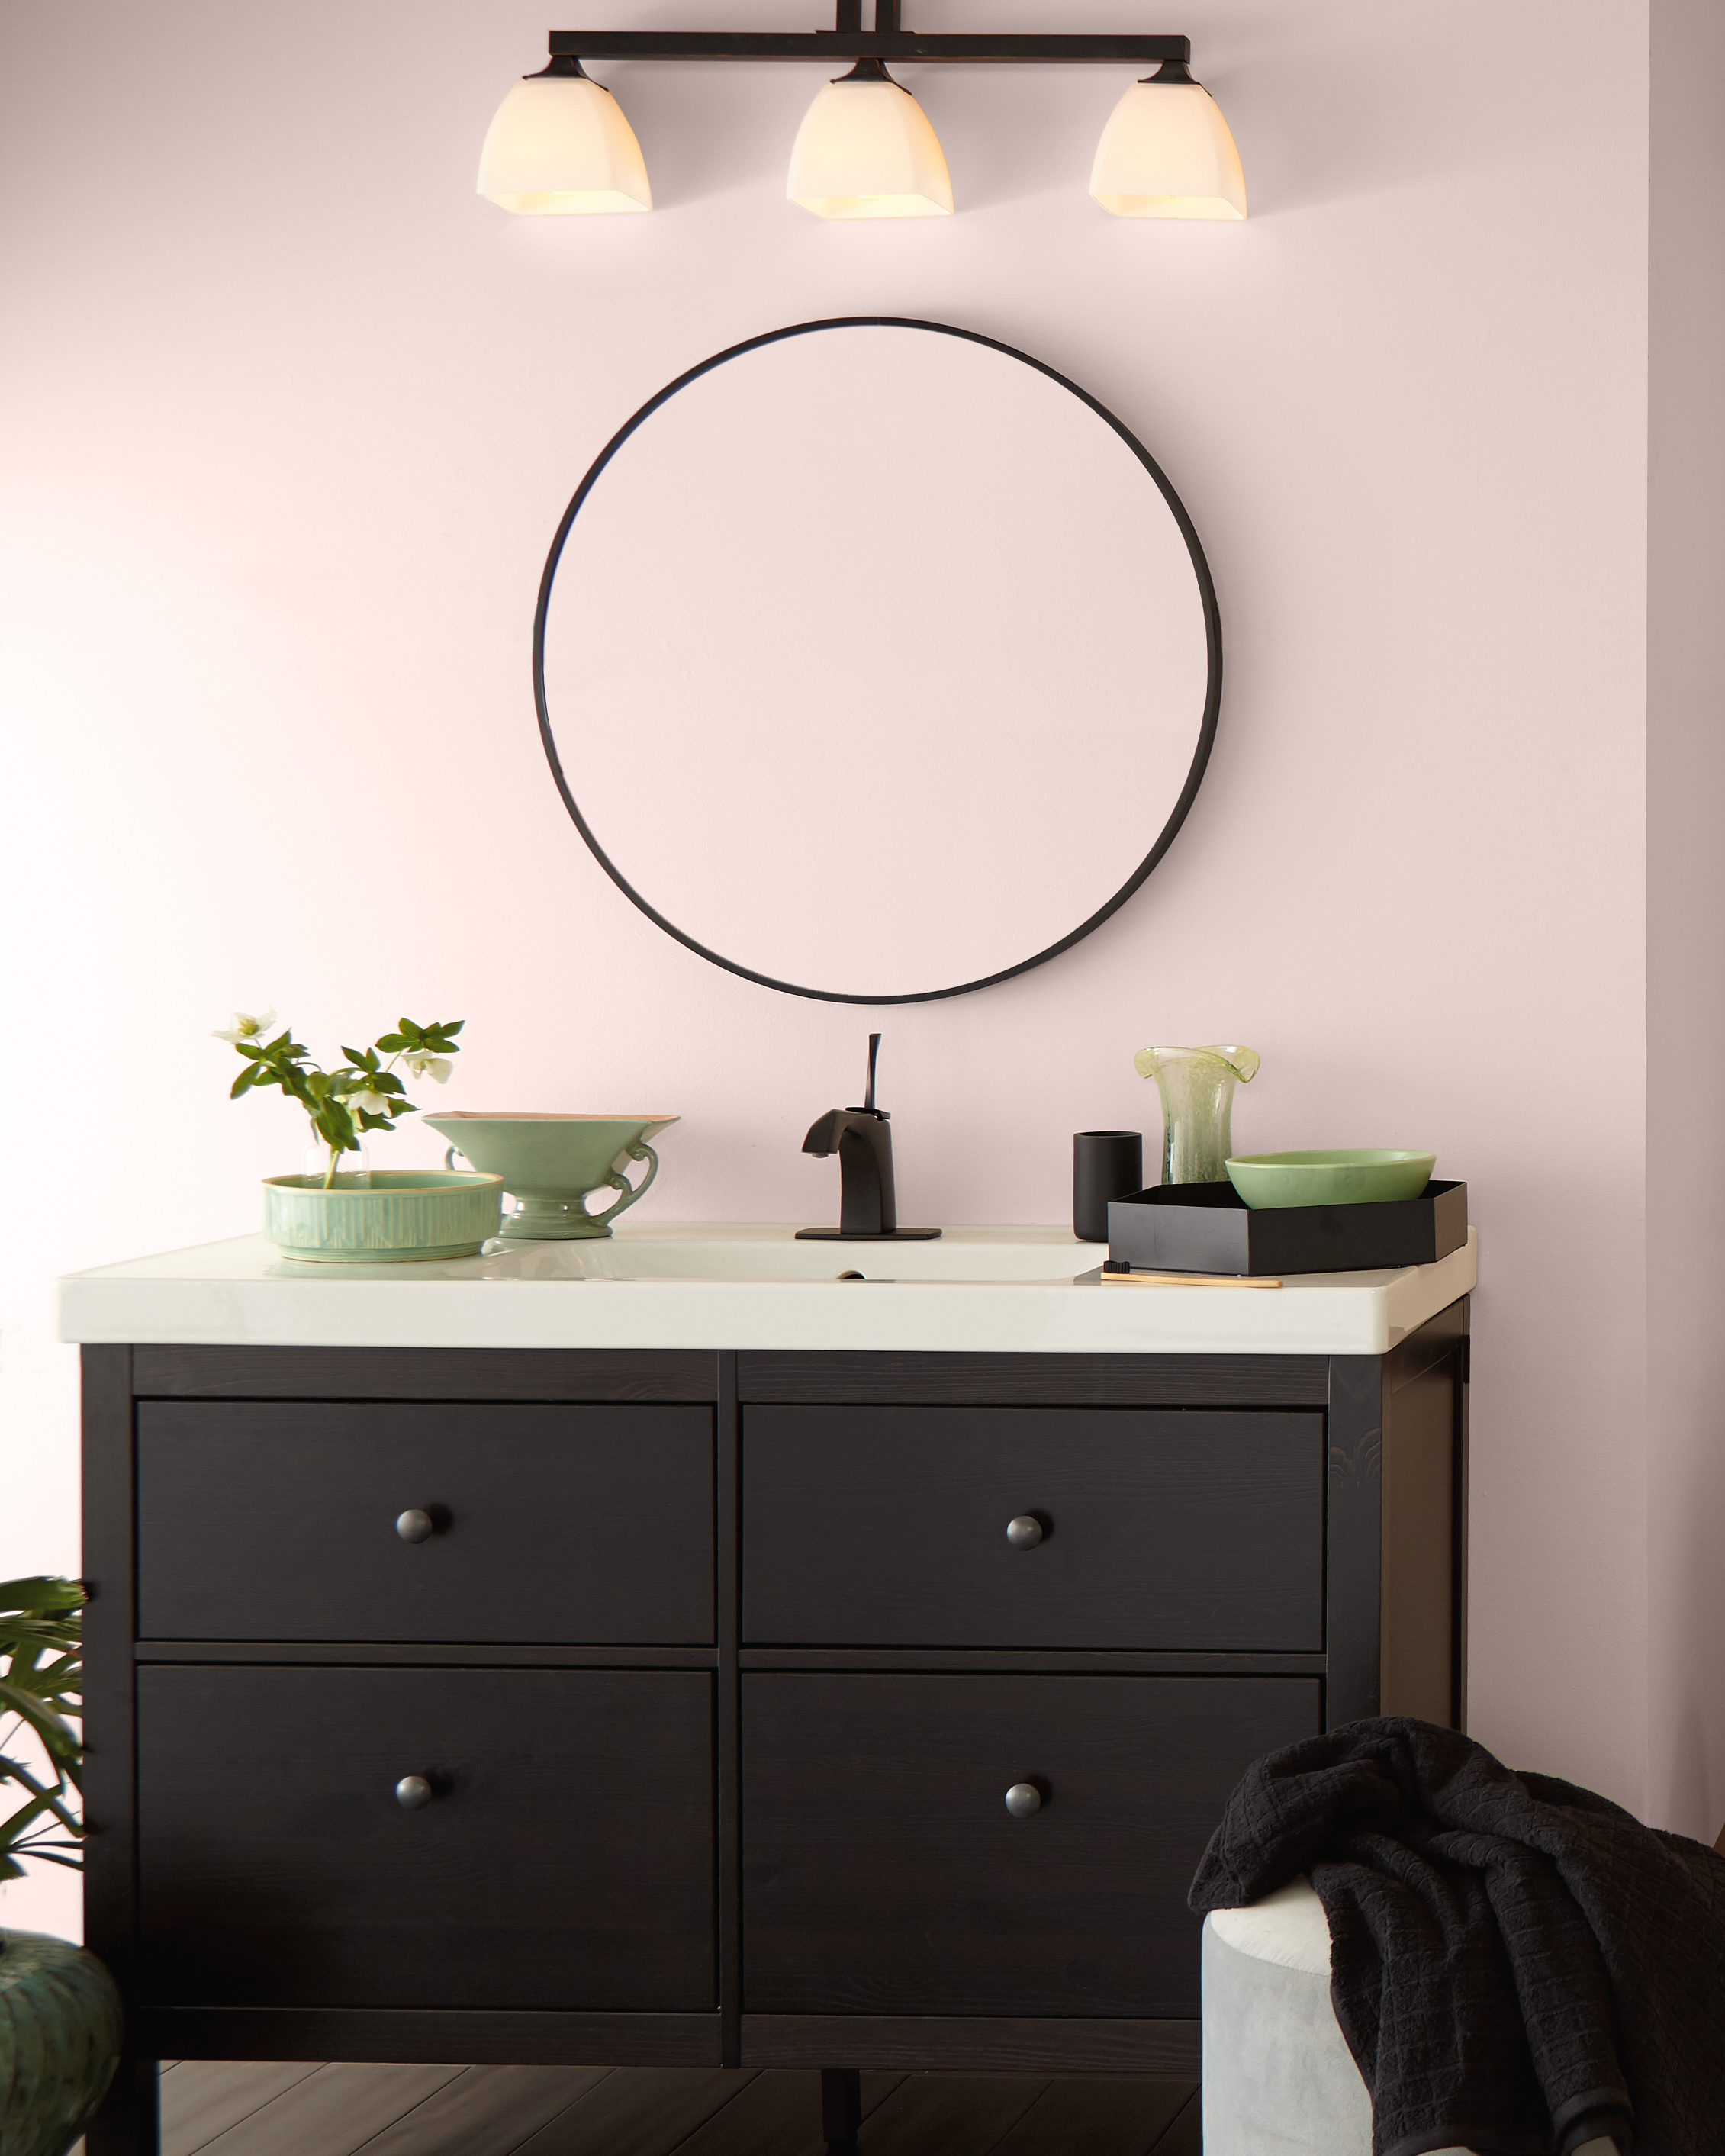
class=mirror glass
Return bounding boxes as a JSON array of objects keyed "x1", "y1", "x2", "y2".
[{"x1": 536, "y1": 319, "x2": 1218, "y2": 1003}]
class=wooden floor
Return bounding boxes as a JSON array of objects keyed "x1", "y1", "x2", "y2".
[{"x1": 111, "y1": 2061, "x2": 1202, "y2": 2156}]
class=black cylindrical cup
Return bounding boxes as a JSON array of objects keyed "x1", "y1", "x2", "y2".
[{"x1": 1073, "y1": 1131, "x2": 1144, "y2": 1244}]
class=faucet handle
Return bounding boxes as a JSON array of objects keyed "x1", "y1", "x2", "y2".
[{"x1": 863, "y1": 1031, "x2": 881, "y2": 1115}]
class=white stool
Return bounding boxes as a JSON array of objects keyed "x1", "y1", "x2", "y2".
[{"x1": 1200, "y1": 1880, "x2": 1616, "y2": 2156}]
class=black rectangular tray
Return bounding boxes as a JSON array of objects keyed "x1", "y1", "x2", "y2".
[{"x1": 1105, "y1": 1179, "x2": 1468, "y2": 1279}]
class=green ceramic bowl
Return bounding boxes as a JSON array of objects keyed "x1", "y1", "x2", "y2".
[
  {"x1": 263, "y1": 1170, "x2": 505, "y2": 1263},
  {"x1": 1224, "y1": 1150, "x2": 1436, "y2": 1211},
  {"x1": 424, "y1": 1113, "x2": 678, "y2": 1240}
]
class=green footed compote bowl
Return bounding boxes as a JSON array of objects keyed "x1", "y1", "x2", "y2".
[{"x1": 424, "y1": 1112, "x2": 678, "y2": 1240}]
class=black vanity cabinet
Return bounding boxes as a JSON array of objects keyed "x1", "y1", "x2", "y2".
[{"x1": 82, "y1": 1309, "x2": 1466, "y2": 2151}]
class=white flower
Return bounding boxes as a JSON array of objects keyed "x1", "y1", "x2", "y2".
[
  {"x1": 212, "y1": 1007, "x2": 277, "y2": 1045},
  {"x1": 347, "y1": 1088, "x2": 392, "y2": 1118},
  {"x1": 405, "y1": 1053, "x2": 453, "y2": 1083}
]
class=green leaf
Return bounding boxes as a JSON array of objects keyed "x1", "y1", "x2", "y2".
[
  {"x1": 0, "y1": 1681, "x2": 80, "y2": 1763},
  {"x1": 375, "y1": 1031, "x2": 406, "y2": 1053},
  {"x1": 0, "y1": 1579, "x2": 85, "y2": 1619}
]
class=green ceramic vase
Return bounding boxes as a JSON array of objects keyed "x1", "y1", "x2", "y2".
[{"x1": 0, "y1": 1930, "x2": 124, "y2": 2156}]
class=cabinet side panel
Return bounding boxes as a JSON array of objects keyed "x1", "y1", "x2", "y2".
[
  {"x1": 1326, "y1": 1356, "x2": 1385, "y2": 1726},
  {"x1": 1379, "y1": 1361, "x2": 1458, "y2": 1725},
  {"x1": 81, "y1": 1345, "x2": 137, "y2": 1987}
]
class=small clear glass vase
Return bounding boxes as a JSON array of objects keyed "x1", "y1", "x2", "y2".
[
  {"x1": 304, "y1": 1137, "x2": 371, "y2": 1190},
  {"x1": 1132, "y1": 1044, "x2": 1260, "y2": 1184}
]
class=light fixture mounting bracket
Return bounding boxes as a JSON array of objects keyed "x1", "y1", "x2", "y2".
[{"x1": 547, "y1": 7, "x2": 1192, "y2": 67}]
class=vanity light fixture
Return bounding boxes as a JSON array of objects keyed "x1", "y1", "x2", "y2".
[
  {"x1": 476, "y1": 54, "x2": 652, "y2": 214},
  {"x1": 787, "y1": 56, "x2": 953, "y2": 219},
  {"x1": 480, "y1": 7, "x2": 1243, "y2": 221},
  {"x1": 1089, "y1": 58, "x2": 1245, "y2": 219}
]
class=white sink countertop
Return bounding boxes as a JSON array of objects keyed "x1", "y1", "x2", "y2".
[{"x1": 59, "y1": 1221, "x2": 1479, "y2": 1358}]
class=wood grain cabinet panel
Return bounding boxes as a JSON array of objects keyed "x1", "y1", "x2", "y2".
[
  {"x1": 742, "y1": 1672, "x2": 1321, "y2": 2017},
  {"x1": 137, "y1": 1403, "x2": 714, "y2": 1643},
  {"x1": 137, "y1": 1667, "x2": 716, "y2": 2011},
  {"x1": 742, "y1": 1407, "x2": 1323, "y2": 1651}
]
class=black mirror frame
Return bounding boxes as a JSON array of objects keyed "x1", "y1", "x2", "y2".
[{"x1": 533, "y1": 314, "x2": 1222, "y2": 1006}]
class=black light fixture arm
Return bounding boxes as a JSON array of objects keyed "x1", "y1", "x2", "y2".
[{"x1": 549, "y1": 5, "x2": 1190, "y2": 67}]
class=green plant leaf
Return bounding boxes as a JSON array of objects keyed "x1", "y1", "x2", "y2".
[
  {"x1": 0, "y1": 1579, "x2": 84, "y2": 1618},
  {"x1": 0, "y1": 1681, "x2": 80, "y2": 1763}
]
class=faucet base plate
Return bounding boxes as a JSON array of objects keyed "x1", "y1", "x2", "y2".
[{"x1": 793, "y1": 1227, "x2": 944, "y2": 1241}]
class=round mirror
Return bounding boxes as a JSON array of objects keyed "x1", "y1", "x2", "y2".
[{"x1": 535, "y1": 317, "x2": 1220, "y2": 1004}]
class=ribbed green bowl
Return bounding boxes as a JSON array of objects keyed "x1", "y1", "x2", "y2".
[
  {"x1": 262, "y1": 1170, "x2": 504, "y2": 1263},
  {"x1": 0, "y1": 1930, "x2": 124, "y2": 2156}
]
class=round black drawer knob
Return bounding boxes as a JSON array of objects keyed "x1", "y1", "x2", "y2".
[
  {"x1": 395, "y1": 1509, "x2": 435, "y2": 1544},
  {"x1": 1004, "y1": 1782, "x2": 1043, "y2": 1818},
  {"x1": 1005, "y1": 1515, "x2": 1044, "y2": 1549},
  {"x1": 394, "y1": 1775, "x2": 435, "y2": 1810}
]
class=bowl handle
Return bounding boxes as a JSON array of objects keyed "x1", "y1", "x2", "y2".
[
  {"x1": 444, "y1": 1142, "x2": 517, "y2": 1224},
  {"x1": 590, "y1": 1141, "x2": 659, "y2": 1224}
]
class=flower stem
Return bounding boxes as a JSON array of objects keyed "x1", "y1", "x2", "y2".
[{"x1": 323, "y1": 1144, "x2": 340, "y2": 1191}]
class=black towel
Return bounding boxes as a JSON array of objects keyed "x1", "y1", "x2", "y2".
[{"x1": 1189, "y1": 1717, "x2": 1725, "y2": 2156}]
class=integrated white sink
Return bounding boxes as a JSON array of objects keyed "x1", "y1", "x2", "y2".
[
  {"x1": 468, "y1": 1223, "x2": 1093, "y2": 1286},
  {"x1": 60, "y1": 1221, "x2": 1479, "y2": 1359}
]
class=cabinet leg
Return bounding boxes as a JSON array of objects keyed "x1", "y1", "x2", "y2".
[
  {"x1": 86, "y1": 2057, "x2": 159, "y2": 2156},
  {"x1": 821, "y1": 2066, "x2": 862, "y2": 2154}
]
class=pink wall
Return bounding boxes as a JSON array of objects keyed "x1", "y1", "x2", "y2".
[{"x1": 3, "y1": 0, "x2": 1704, "y2": 1922}]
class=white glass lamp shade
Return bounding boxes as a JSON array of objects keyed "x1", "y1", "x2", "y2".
[
  {"x1": 1089, "y1": 74, "x2": 1247, "y2": 220},
  {"x1": 477, "y1": 70, "x2": 652, "y2": 216},
  {"x1": 787, "y1": 67, "x2": 953, "y2": 220}
]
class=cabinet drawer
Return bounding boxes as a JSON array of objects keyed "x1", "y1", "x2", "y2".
[
  {"x1": 742, "y1": 1407, "x2": 1322, "y2": 1650},
  {"x1": 137, "y1": 1666, "x2": 715, "y2": 2010},
  {"x1": 137, "y1": 1402, "x2": 713, "y2": 1643},
  {"x1": 742, "y1": 1672, "x2": 1318, "y2": 2017}
]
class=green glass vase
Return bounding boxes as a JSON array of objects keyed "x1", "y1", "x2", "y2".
[
  {"x1": 1132, "y1": 1044, "x2": 1261, "y2": 1184},
  {"x1": 0, "y1": 1930, "x2": 124, "y2": 2156}
]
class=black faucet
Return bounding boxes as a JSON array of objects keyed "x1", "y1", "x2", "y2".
[{"x1": 795, "y1": 1035, "x2": 941, "y2": 1243}]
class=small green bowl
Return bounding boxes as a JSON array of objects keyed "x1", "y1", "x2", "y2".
[{"x1": 1225, "y1": 1150, "x2": 1436, "y2": 1211}]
